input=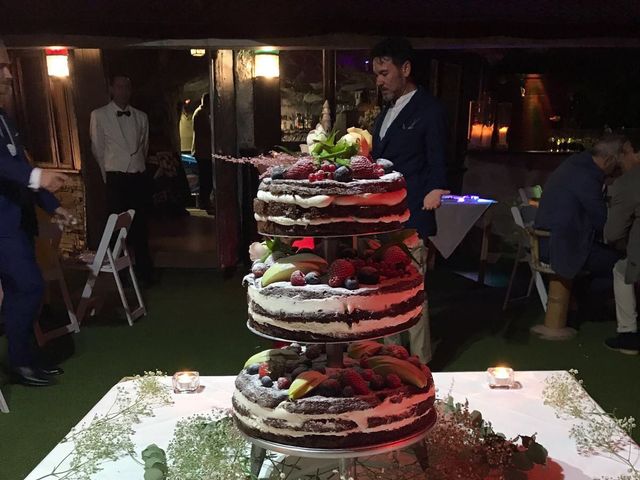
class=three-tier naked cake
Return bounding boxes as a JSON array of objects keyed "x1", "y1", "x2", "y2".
[{"x1": 233, "y1": 126, "x2": 435, "y2": 450}]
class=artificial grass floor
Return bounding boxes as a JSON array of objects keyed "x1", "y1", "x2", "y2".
[{"x1": 1, "y1": 264, "x2": 638, "y2": 479}]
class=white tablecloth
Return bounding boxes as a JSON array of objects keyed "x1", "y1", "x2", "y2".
[
  {"x1": 25, "y1": 372, "x2": 639, "y2": 479},
  {"x1": 429, "y1": 196, "x2": 496, "y2": 259}
]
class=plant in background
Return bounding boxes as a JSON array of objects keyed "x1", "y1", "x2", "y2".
[
  {"x1": 36, "y1": 371, "x2": 172, "y2": 480},
  {"x1": 543, "y1": 370, "x2": 639, "y2": 480}
]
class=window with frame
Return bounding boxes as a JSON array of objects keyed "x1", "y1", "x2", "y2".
[{"x1": 11, "y1": 49, "x2": 81, "y2": 170}]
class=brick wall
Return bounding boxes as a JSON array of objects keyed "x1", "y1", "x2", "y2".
[{"x1": 55, "y1": 172, "x2": 87, "y2": 255}]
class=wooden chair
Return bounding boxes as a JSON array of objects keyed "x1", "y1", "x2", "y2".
[
  {"x1": 503, "y1": 205, "x2": 548, "y2": 311},
  {"x1": 75, "y1": 210, "x2": 146, "y2": 327},
  {"x1": 34, "y1": 220, "x2": 80, "y2": 345},
  {"x1": 526, "y1": 227, "x2": 577, "y2": 340}
]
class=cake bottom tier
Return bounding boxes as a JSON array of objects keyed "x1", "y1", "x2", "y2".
[{"x1": 232, "y1": 389, "x2": 436, "y2": 449}]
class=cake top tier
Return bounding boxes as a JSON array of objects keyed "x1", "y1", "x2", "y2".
[
  {"x1": 260, "y1": 171, "x2": 406, "y2": 197},
  {"x1": 255, "y1": 164, "x2": 409, "y2": 238}
]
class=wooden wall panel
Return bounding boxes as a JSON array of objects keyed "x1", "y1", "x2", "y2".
[
  {"x1": 212, "y1": 50, "x2": 240, "y2": 269},
  {"x1": 71, "y1": 48, "x2": 109, "y2": 249}
]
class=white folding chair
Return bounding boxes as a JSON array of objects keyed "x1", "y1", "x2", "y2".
[
  {"x1": 33, "y1": 220, "x2": 80, "y2": 345},
  {"x1": 503, "y1": 205, "x2": 548, "y2": 311},
  {"x1": 75, "y1": 210, "x2": 146, "y2": 326},
  {"x1": 0, "y1": 385, "x2": 8, "y2": 413}
]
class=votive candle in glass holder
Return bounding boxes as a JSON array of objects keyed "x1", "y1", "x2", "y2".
[
  {"x1": 172, "y1": 371, "x2": 200, "y2": 393},
  {"x1": 487, "y1": 367, "x2": 515, "y2": 388}
]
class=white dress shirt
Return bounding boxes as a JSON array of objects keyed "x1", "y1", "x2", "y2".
[
  {"x1": 90, "y1": 101, "x2": 149, "y2": 181},
  {"x1": 379, "y1": 88, "x2": 417, "y2": 139}
]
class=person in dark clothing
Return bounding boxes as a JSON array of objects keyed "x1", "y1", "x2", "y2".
[
  {"x1": 192, "y1": 92, "x2": 213, "y2": 213},
  {"x1": 535, "y1": 135, "x2": 625, "y2": 321},
  {"x1": 1, "y1": 106, "x2": 68, "y2": 386},
  {"x1": 370, "y1": 38, "x2": 449, "y2": 240},
  {"x1": 535, "y1": 135, "x2": 625, "y2": 279}
]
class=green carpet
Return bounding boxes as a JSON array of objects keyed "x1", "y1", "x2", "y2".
[{"x1": 0, "y1": 266, "x2": 638, "y2": 479}]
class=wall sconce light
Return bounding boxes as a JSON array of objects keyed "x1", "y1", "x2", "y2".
[
  {"x1": 254, "y1": 48, "x2": 279, "y2": 78},
  {"x1": 190, "y1": 49, "x2": 206, "y2": 57},
  {"x1": 45, "y1": 47, "x2": 69, "y2": 78}
]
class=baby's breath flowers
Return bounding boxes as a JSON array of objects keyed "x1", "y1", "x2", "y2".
[
  {"x1": 543, "y1": 370, "x2": 639, "y2": 479},
  {"x1": 37, "y1": 371, "x2": 172, "y2": 480},
  {"x1": 164, "y1": 409, "x2": 251, "y2": 480}
]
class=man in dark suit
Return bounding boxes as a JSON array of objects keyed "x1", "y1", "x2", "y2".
[
  {"x1": 534, "y1": 135, "x2": 624, "y2": 317},
  {"x1": 1, "y1": 104, "x2": 68, "y2": 386},
  {"x1": 371, "y1": 38, "x2": 449, "y2": 240},
  {"x1": 604, "y1": 136, "x2": 640, "y2": 354},
  {"x1": 370, "y1": 38, "x2": 449, "y2": 362}
]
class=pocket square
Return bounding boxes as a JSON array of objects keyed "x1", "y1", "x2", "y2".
[{"x1": 402, "y1": 118, "x2": 419, "y2": 130}]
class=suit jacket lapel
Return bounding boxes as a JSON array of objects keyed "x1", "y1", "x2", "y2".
[
  {"x1": 384, "y1": 89, "x2": 422, "y2": 137},
  {"x1": 374, "y1": 89, "x2": 422, "y2": 158},
  {"x1": 373, "y1": 105, "x2": 392, "y2": 157}
]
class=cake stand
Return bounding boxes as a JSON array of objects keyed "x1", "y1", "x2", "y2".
[
  {"x1": 242, "y1": 231, "x2": 432, "y2": 478},
  {"x1": 242, "y1": 416, "x2": 436, "y2": 479}
]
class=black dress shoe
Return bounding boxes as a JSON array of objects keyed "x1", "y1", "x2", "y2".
[
  {"x1": 10, "y1": 366, "x2": 55, "y2": 387},
  {"x1": 38, "y1": 365, "x2": 64, "y2": 376}
]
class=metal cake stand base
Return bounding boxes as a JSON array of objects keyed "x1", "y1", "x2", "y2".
[{"x1": 241, "y1": 419, "x2": 435, "y2": 479}]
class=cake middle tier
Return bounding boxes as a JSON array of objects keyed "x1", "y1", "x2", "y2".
[{"x1": 246, "y1": 267, "x2": 424, "y2": 342}]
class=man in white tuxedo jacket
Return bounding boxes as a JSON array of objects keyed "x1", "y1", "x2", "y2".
[{"x1": 90, "y1": 74, "x2": 153, "y2": 282}]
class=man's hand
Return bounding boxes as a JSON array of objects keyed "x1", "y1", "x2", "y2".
[
  {"x1": 54, "y1": 206, "x2": 73, "y2": 222},
  {"x1": 422, "y1": 189, "x2": 450, "y2": 210},
  {"x1": 40, "y1": 171, "x2": 68, "y2": 192}
]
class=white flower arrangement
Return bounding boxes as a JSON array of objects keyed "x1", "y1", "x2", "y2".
[{"x1": 543, "y1": 370, "x2": 639, "y2": 480}]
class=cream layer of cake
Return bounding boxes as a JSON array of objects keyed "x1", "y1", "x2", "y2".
[{"x1": 245, "y1": 268, "x2": 424, "y2": 342}]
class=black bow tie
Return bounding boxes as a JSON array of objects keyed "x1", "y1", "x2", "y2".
[{"x1": 117, "y1": 110, "x2": 131, "y2": 117}]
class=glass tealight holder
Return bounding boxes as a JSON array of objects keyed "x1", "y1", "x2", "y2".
[
  {"x1": 487, "y1": 367, "x2": 515, "y2": 389},
  {"x1": 172, "y1": 371, "x2": 200, "y2": 393}
]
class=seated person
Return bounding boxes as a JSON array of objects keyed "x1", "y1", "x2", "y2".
[
  {"x1": 604, "y1": 135, "x2": 640, "y2": 354},
  {"x1": 534, "y1": 135, "x2": 625, "y2": 316}
]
